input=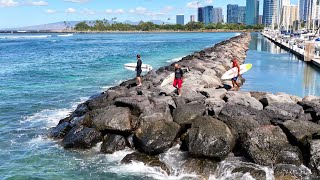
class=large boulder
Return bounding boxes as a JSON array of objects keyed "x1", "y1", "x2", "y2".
[
  {"x1": 181, "y1": 158, "x2": 218, "y2": 179},
  {"x1": 114, "y1": 95, "x2": 151, "y2": 116},
  {"x1": 90, "y1": 106, "x2": 136, "y2": 132},
  {"x1": 224, "y1": 91, "x2": 263, "y2": 110},
  {"x1": 260, "y1": 93, "x2": 295, "y2": 107},
  {"x1": 201, "y1": 74, "x2": 222, "y2": 88},
  {"x1": 101, "y1": 134, "x2": 127, "y2": 154},
  {"x1": 264, "y1": 103, "x2": 305, "y2": 123},
  {"x1": 134, "y1": 119, "x2": 180, "y2": 154},
  {"x1": 105, "y1": 87, "x2": 129, "y2": 101},
  {"x1": 150, "y1": 96, "x2": 176, "y2": 109},
  {"x1": 205, "y1": 98, "x2": 226, "y2": 117},
  {"x1": 139, "y1": 103, "x2": 173, "y2": 122},
  {"x1": 280, "y1": 120, "x2": 320, "y2": 144},
  {"x1": 62, "y1": 125, "x2": 102, "y2": 149},
  {"x1": 85, "y1": 93, "x2": 111, "y2": 110},
  {"x1": 199, "y1": 88, "x2": 227, "y2": 99},
  {"x1": 274, "y1": 164, "x2": 312, "y2": 180},
  {"x1": 310, "y1": 139, "x2": 320, "y2": 176},
  {"x1": 172, "y1": 103, "x2": 206, "y2": 127},
  {"x1": 298, "y1": 100, "x2": 320, "y2": 121},
  {"x1": 121, "y1": 152, "x2": 170, "y2": 174},
  {"x1": 186, "y1": 116, "x2": 235, "y2": 159},
  {"x1": 219, "y1": 105, "x2": 270, "y2": 139},
  {"x1": 49, "y1": 121, "x2": 72, "y2": 139},
  {"x1": 243, "y1": 125, "x2": 302, "y2": 166}
]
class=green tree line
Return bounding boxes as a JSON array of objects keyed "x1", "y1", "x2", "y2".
[{"x1": 74, "y1": 20, "x2": 264, "y2": 31}]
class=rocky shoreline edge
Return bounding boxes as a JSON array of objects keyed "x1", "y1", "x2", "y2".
[{"x1": 49, "y1": 33, "x2": 320, "y2": 179}]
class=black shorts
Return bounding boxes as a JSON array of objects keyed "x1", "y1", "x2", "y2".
[
  {"x1": 232, "y1": 76, "x2": 238, "y2": 81},
  {"x1": 136, "y1": 70, "x2": 142, "y2": 77}
]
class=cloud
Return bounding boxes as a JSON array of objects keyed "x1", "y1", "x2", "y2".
[
  {"x1": 186, "y1": 1, "x2": 200, "y2": 9},
  {"x1": 0, "y1": 0, "x2": 19, "y2": 7},
  {"x1": 205, "y1": 0, "x2": 213, "y2": 4},
  {"x1": 129, "y1": 7, "x2": 147, "y2": 15},
  {"x1": 64, "y1": 0, "x2": 89, "y2": 3},
  {"x1": 105, "y1": 9, "x2": 113, "y2": 14},
  {"x1": 66, "y1": 7, "x2": 76, "y2": 13},
  {"x1": 114, "y1": 9, "x2": 125, "y2": 14},
  {"x1": 81, "y1": 8, "x2": 95, "y2": 15},
  {"x1": 45, "y1": 9, "x2": 56, "y2": 14},
  {"x1": 28, "y1": 1, "x2": 48, "y2": 6}
]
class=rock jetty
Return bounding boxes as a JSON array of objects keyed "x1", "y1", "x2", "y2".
[{"x1": 49, "y1": 33, "x2": 320, "y2": 179}]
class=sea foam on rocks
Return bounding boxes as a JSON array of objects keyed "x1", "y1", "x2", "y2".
[{"x1": 48, "y1": 33, "x2": 320, "y2": 178}]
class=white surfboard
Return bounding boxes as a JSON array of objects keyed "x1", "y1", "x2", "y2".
[
  {"x1": 161, "y1": 73, "x2": 175, "y2": 87},
  {"x1": 124, "y1": 63, "x2": 153, "y2": 72},
  {"x1": 221, "y1": 64, "x2": 252, "y2": 80}
]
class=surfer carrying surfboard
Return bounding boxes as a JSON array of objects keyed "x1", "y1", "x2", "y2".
[
  {"x1": 231, "y1": 58, "x2": 240, "y2": 90},
  {"x1": 173, "y1": 63, "x2": 184, "y2": 96},
  {"x1": 136, "y1": 54, "x2": 142, "y2": 86}
]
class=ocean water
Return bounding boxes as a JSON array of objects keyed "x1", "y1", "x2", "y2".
[
  {"x1": 0, "y1": 32, "x2": 243, "y2": 179},
  {"x1": 242, "y1": 33, "x2": 320, "y2": 97}
]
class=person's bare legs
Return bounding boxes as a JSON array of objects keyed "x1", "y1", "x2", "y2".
[
  {"x1": 178, "y1": 88, "x2": 182, "y2": 96},
  {"x1": 137, "y1": 77, "x2": 142, "y2": 86}
]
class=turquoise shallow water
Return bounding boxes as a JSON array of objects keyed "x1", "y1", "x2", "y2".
[
  {"x1": 242, "y1": 33, "x2": 320, "y2": 97},
  {"x1": 0, "y1": 32, "x2": 239, "y2": 179}
]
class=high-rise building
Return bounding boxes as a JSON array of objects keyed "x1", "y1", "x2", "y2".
[
  {"x1": 213, "y1": 8, "x2": 224, "y2": 23},
  {"x1": 238, "y1": 6, "x2": 246, "y2": 24},
  {"x1": 299, "y1": 0, "x2": 317, "y2": 22},
  {"x1": 198, "y1": 7, "x2": 204, "y2": 22},
  {"x1": 246, "y1": 0, "x2": 259, "y2": 25},
  {"x1": 280, "y1": 5, "x2": 292, "y2": 29},
  {"x1": 259, "y1": 15, "x2": 263, "y2": 24},
  {"x1": 278, "y1": 0, "x2": 291, "y2": 25},
  {"x1": 176, "y1": 14, "x2": 184, "y2": 25},
  {"x1": 227, "y1": 4, "x2": 239, "y2": 23},
  {"x1": 190, "y1": 15, "x2": 195, "y2": 22},
  {"x1": 290, "y1": 4, "x2": 299, "y2": 23},
  {"x1": 203, "y1": 6, "x2": 213, "y2": 24},
  {"x1": 263, "y1": 0, "x2": 278, "y2": 26}
]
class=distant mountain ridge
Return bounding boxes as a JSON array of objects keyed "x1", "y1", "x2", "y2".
[{"x1": 3, "y1": 20, "x2": 169, "y2": 31}]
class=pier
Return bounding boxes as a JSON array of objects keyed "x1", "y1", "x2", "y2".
[{"x1": 261, "y1": 32, "x2": 320, "y2": 68}]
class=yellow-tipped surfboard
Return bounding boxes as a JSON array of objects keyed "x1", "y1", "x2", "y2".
[{"x1": 221, "y1": 64, "x2": 252, "y2": 80}]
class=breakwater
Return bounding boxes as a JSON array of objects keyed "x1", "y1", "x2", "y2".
[{"x1": 49, "y1": 33, "x2": 320, "y2": 179}]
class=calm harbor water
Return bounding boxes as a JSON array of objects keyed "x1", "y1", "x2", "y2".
[{"x1": 242, "y1": 33, "x2": 320, "y2": 97}]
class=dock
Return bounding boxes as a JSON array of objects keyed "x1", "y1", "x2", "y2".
[{"x1": 261, "y1": 32, "x2": 320, "y2": 68}]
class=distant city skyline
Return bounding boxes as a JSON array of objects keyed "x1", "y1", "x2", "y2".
[{"x1": 0, "y1": 0, "x2": 300, "y2": 28}]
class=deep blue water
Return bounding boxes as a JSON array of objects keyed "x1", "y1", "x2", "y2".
[
  {"x1": 0, "y1": 32, "x2": 239, "y2": 179},
  {"x1": 242, "y1": 33, "x2": 320, "y2": 97}
]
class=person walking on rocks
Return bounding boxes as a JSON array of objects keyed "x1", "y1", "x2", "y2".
[
  {"x1": 136, "y1": 54, "x2": 142, "y2": 86},
  {"x1": 231, "y1": 58, "x2": 240, "y2": 90},
  {"x1": 173, "y1": 63, "x2": 184, "y2": 96}
]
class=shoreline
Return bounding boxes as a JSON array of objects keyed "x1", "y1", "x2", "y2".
[{"x1": 48, "y1": 33, "x2": 320, "y2": 179}]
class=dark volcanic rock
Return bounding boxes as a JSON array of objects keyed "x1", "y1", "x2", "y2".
[
  {"x1": 181, "y1": 158, "x2": 218, "y2": 179},
  {"x1": 70, "y1": 114, "x2": 93, "y2": 127},
  {"x1": 186, "y1": 116, "x2": 235, "y2": 159},
  {"x1": 172, "y1": 103, "x2": 206, "y2": 126},
  {"x1": 310, "y1": 139, "x2": 320, "y2": 176},
  {"x1": 121, "y1": 152, "x2": 170, "y2": 174},
  {"x1": 274, "y1": 164, "x2": 312, "y2": 180},
  {"x1": 139, "y1": 103, "x2": 173, "y2": 122},
  {"x1": 243, "y1": 125, "x2": 302, "y2": 166},
  {"x1": 205, "y1": 98, "x2": 226, "y2": 117},
  {"x1": 85, "y1": 93, "x2": 110, "y2": 110},
  {"x1": 224, "y1": 91, "x2": 263, "y2": 110},
  {"x1": 260, "y1": 93, "x2": 295, "y2": 107},
  {"x1": 280, "y1": 120, "x2": 320, "y2": 144},
  {"x1": 134, "y1": 119, "x2": 180, "y2": 155},
  {"x1": 62, "y1": 125, "x2": 102, "y2": 149},
  {"x1": 101, "y1": 134, "x2": 127, "y2": 154},
  {"x1": 90, "y1": 106, "x2": 135, "y2": 132},
  {"x1": 264, "y1": 103, "x2": 305, "y2": 121},
  {"x1": 218, "y1": 104, "x2": 270, "y2": 139},
  {"x1": 72, "y1": 103, "x2": 89, "y2": 117},
  {"x1": 114, "y1": 95, "x2": 151, "y2": 116},
  {"x1": 49, "y1": 121, "x2": 72, "y2": 139},
  {"x1": 298, "y1": 100, "x2": 320, "y2": 121}
]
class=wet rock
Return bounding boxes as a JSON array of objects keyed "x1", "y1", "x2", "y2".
[
  {"x1": 172, "y1": 103, "x2": 206, "y2": 127},
  {"x1": 280, "y1": 120, "x2": 320, "y2": 144},
  {"x1": 90, "y1": 106, "x2": 135, "y2": 132},
  {"x1": 62, "y1": 125, "x2": 102, "y2": 149},
  {"x1": 260, "y1": 93, "x2": 295, "y2": 107},
  {"x1": 205, "y1": 98, "x2": 226, "y2": 117},
  {"x1": 274, "y1": 164, "x2": 312, "y2": 180},
  {"x1": 231, "y1": 166, "x2": 267, "y2": 180},
  {"x1": 134, "y1": 119, "x2": 180, "y2": 155},
  {"x1": 72, "y1": 103, "x2": 89, "y2": 117},
  {"x1": 310, "y1": 139, "x2": 320, "y2": 176},
  {"x1": 114, "y1": 95, "x2": 151, "y2": 116},
  {"x1": 224, "y1": 91, "x2": 263, "y2": 110},
  {"x1": 243, "y1": 125, "x2": 302, "y2": 166},
  {"x1": 181, "y1": 158, "x2": 218, "y2": 179},
  {"x1": 101, "y1": 134, "x2": 127, "y2": 154},
  {"x1": 85, "y1": 93, "x2": 110, "y2": 110},
  {"x1": 186, "y1": 116, "x2": 235, "y2": 159},
  {"x1": 70, "y1": 114, "x2": 92, "y2": 127},
  {"x1": 121, "y1": 152, "x2": 170, "y2": 174},
  {"x1": 49, "y1": 121, "x2": 72, "y2": 138}
]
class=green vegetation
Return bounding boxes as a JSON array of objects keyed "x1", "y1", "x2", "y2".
[{"x1": 74, "y1": 20, "x2": 264, "y2": 31}]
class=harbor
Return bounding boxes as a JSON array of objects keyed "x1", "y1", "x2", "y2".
[{"x1": 261, "y1": 30, "x2": 320, "y2": 68}]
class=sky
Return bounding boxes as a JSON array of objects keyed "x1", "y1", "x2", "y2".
[{"x1": 0, "y1": 0, "x2": 299, "y2": 28}]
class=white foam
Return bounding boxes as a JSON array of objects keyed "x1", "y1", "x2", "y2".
[
  {"x1": 0, "y1": 35, "x2": 51, "y2": 39},
  {"x1": 166, "y1": 57, "x2": 183, "y2": 63},
  {"x1": 57, "y1": 34, "x2": 73, "y2": 37}
]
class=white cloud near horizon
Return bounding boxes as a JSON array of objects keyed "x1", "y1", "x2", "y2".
[
  {"x1": 64, "y1": 0, "x2": 89, "y2": 3},
  {"x1": 28, "y1": 1, "x2": 48, "y2": 6},
  {"x1": 186, "y1": 1, "x2": 200, "y2": 9},
  {"x1": 0, "y1": 0, "x2": 19, "y2": 7},
  {"x1": 129, "y1": 7, "x2": 147, "y2": 14},
  {"x1": 114, "y1": 9, "x2": 125, "y2": 14},
  {"x1": 45, "y1": 9, "x2": 56, "y2": 14},
  {"x1": 66, "y1": 7, "x2": 76, "y2": 13}
]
